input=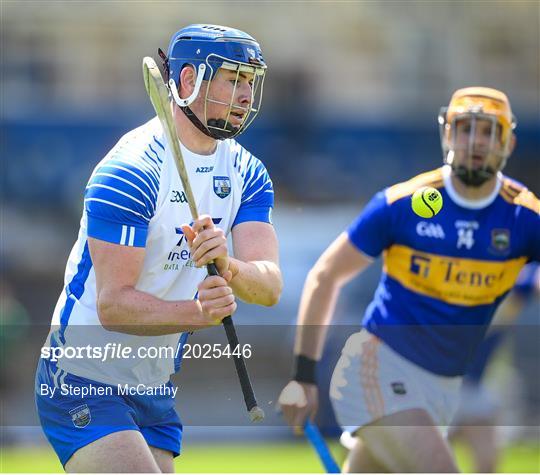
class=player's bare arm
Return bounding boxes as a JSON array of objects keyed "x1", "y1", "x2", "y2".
[
  {"x1": 296, "y1": 232, "x2": 373, "y2": 358},
  {"x1": 229, "y1": 221, "x2": 281, "y2": 306},
  {"x1": 278, "y1": 232, "x2": 372, "y2": 427},
  {"x1": 90, "y1": 237, "x2": 234, "y2": 335},
  {"x1": 182, "y1": 216, "x2": 282, "y2": 307}
]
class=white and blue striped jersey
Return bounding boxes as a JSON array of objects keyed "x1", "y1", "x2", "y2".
[{"x1": 46, "y1": 117, "x2": 274, "y2": 386}]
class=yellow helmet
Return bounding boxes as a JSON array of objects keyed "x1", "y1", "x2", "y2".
[
  {"x1": 439, "y1": 87, "x2": 517, "y2": 186},
  {"x1": 445, "y1": 87, "x2": 515, "y2": 149}
]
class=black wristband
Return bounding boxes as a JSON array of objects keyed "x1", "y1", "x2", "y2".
[{"x1": 293, "y1": 355, "x2": 317, "y2": 384}]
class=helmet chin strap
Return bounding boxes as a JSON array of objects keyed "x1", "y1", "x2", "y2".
[
  {"x1": 179, "y1": 106, "x2": 238, "y2": 141},
  {"x1": 179, "y1": 105, "x2": 214, "y2": 139},
  {"x1": 206, "y1": 118, "x2": 239, "y2": 139}
]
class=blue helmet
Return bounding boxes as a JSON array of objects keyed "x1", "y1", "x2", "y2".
[
  {"x1": 167, "y1": 24, "x2": 266, "y2": 83},
  {"x1": 164, "y1": 24, "x2": 267, "y2": 140}
]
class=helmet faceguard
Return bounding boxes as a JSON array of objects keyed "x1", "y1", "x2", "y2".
[
  {"x1": 438, "y1": 87, "x2": 516, "y2": 187},
  {"x1": 163, "y1": 24, "x2": 267, "y2": 140}
]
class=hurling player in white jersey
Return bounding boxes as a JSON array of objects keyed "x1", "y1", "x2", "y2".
[{"x1": 35, "y1": 24, "x2": 282, "y2": 472}]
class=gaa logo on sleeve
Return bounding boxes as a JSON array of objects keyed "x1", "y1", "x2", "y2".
[{"x1": 213, "y1": 176, "x2": 231, "y2": 199}]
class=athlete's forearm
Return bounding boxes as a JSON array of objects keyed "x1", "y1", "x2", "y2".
[
  {"x1": 228, "y1": 257, "x2": 282, "y2": 306},
  {"x1": 294, "y1": 267, "x2": 341, "y2": 360},
  {"x1": 97, "y1": 286, "x2": 205, "y2": 335}
]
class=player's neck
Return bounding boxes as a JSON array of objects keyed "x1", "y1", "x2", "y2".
[
  {"x1": 450, "y1": 174, "x2": 498, "y2": 201},
  {"x1": 172, "y1": 105, "x2": 218, "y2": 155}
]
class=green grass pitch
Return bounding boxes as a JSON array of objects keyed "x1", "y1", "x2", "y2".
[{"x1": 1, "y1": 440, "x2": 539, "y2": 472}]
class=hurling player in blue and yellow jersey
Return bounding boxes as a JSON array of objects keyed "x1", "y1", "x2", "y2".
[{"x1": 278, "y1": 87, "x2": 539, "y2": 472}]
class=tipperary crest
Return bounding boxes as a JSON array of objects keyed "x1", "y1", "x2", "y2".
[
  {"x1": 491, "y1": 229, "x2": 510, "y2": 252},
  {"x1": 213, "y1": 176, "x2": 231, "y2": 199},
  {"x1": 69, "y1": 404, "x2": 91, "y2": 428}
]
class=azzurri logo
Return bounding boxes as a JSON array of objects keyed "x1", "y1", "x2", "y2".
[{"x1": 196, "y1": 166, "x2": 214, "y2": 173}]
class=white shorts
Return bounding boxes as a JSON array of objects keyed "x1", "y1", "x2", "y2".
[{"x1": 330, "y1": 330, "x2": 462, "y2": 435}]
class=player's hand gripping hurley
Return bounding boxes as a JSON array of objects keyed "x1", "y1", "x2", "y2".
[{"x1": 143, "y1": 56, "x2": 264, "y2": 422}]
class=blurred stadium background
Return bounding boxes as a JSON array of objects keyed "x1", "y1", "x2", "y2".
[{"x1": 1, "y1": 1, "x2": 539, "y2": 472}]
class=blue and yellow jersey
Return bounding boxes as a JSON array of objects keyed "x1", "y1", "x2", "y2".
[{"x1": 347, "y1": 166, "x2": 540, "y2": 376}]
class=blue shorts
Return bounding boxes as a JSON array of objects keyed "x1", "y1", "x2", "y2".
[{"x1": 35, "y1": 357, "x2": 182, "y2": 467}]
